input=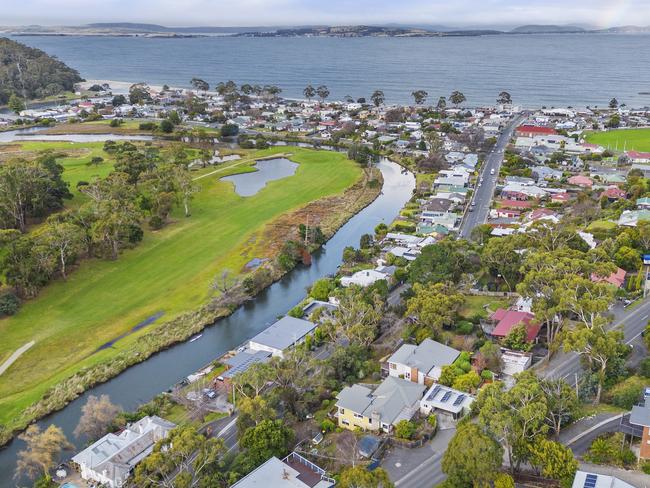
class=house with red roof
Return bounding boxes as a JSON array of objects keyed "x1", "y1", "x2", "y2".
[
  {"x1": 499, "y1": 199, "x2": 533, "y2": 210},
  {"x1": 601, "y1": 186, "x2": 627, "y2": 201},
  {"x1": 627, "y1": 151, "x2": 650, "y2": 164},
  {"x1": 496, "y1": 208, "x2": 521, "y2": 218},
  {"x1": 591, "y1": 267, "x2": 627, "y2": 288},
  {"x1": 487, "y1": 309, "x2": 540, "y2": 343},
  {"x1": 527, "y1": 208, "x2": 557, "y2": 221},
  {"x1": 516, "y1": 125, "x2": 558, "y2": 138},
  {"x1": 501, "y1": 190, "x2": 529, "y2": 201},
  {"x1": 551, "y1": 192, "x2": 571, "y2": 203},
  {"x1": 568, "y1": 175, "x2": 593, "y2": 188}
]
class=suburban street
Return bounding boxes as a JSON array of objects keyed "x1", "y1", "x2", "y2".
[
  {"x1": 459, "y1": 114, "x2": 526, "y2": 239},
  {"x1": 539, "y1": 298, "x2": 650, "y2": 384}
]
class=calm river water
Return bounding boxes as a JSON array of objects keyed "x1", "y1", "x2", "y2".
[
  {"x1": 0, "y1": 158, "x2": 414, "y2": 486},
  {"x1": 10, "y1": 33, "x2": 650, "y2": 107}
]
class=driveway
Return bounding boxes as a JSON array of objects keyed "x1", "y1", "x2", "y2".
[{"x1": 382, "y1": 427, "x2": 456, "y2": 488}]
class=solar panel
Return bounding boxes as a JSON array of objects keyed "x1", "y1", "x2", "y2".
[
  {"x1": 440, "y1": 391, "x2": 452, "y2": 403},
  {"x1": 453, "y1": 394, "x2": 466, "y2": 406},
  {"x1": 426, "y1": 385, "x2": 442, "y2": 401},
  {"x1": 584, "y1": 474, "x2": 598, "y2": 488}
]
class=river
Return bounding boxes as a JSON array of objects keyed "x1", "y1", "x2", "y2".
[
  {"x1": 0, "y1": 157, "x2": 415, "y2": 486},
  {"x1": 8, "y1": 33, "x2": 650, "y2": 107}
]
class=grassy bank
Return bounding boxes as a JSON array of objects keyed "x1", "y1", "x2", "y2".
[
  {"x1": 585, "y1": 128, "x2": 650, "y2": 152},
  {"x1": 0, "y1": 144, "x2": 371, "y2": 443}
]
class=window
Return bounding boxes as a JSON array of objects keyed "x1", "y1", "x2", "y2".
[
  {"x1": 353, "y1": 413, "x2": 364, "y2": 419},
  {"x1": 342, "y1": 419, "x2": 350, "y2": 426},
  {"x1": 339, "y1": 408, "x2": 345, "y2": 414},
  {"x1": 390, "y1": 363, "x2": 397, "y2": 370}
]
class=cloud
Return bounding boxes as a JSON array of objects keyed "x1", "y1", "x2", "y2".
[{"x1": 2, "y1": 0, "x2": 649, "y2": 27}]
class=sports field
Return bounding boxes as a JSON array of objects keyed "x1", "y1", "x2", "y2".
[
  {"x1": 0, "y1": 142, "x2": 362, "y2": 431},
  {"x1": 585, "y1": 128, "x2": 650, "y2": 152}
]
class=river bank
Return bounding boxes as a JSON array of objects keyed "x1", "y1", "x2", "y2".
[
  {"x1": 0, "y1": 153, "x2": 382, "y2": 449},
  {"x1": 0, "y1": 158, "x2": 413, "y2": 487}
]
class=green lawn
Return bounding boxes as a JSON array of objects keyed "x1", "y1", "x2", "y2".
[
  {"x1": 585, "y1": 128, "x2": 650, "y2": 153},
  {"x1": 0, "y1": 144, "x2": 362, "y2": 429},
  {"x1": 459, "y1": 295, "x2": 512, "y2": 320}
]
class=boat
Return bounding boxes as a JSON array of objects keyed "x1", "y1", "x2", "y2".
[{"x1": 189, "y1": 334, "x2": 203, "y2": 342}]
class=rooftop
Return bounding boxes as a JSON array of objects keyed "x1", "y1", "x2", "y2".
[
  {"x1": 249, "y1": 316, "x2": 316, "y2": 351},
  {"x1": 388, "y1": 338, "x2": 460, "y2": 374}
]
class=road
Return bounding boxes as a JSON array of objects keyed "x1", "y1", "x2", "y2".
[
  {"x1": 539, "y1": 299, "x2": 650, "y2": 384},
  {"x1": 459, "y1": 114, "x2": 525, "y2": 239}
]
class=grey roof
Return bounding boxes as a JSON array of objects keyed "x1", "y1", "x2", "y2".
[
  {"x1": 336, "y1": 377, "x2": 425, "y2": 426},
  {"x1": 221, "y1": 350, "x2": 272, "y2": 379},
  {"x1": 629, "y1": 400, "x2": 650, "y2": 427},
  {"x1": 388, "y1": 338, "x2": 460, "y2": 374},
  {"x1": 72, "y1": 416, "x2": 176, "y2": 485},
  {"x1": 249, "y1": 316, "x2": 316, "y2": 351}
]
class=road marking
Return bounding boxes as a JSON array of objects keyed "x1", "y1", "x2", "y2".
[{"x1": 564, "y1": 414, "x2": 623, "y2": 446}]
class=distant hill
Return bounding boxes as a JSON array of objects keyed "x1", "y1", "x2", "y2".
[
  {"x1": 0, "y1": 37, "x2": 82, "y2": 104},
  {"x1": 85, "y1": 22, "x2": 269, "y2": 34},
  {"x1": 510, "y1": 25, "x2": 586, "y2": 34}
]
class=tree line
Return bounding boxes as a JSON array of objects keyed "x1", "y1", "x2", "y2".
[{"x1": 0, "y1": 142, "x2": 199, "y2": 305}]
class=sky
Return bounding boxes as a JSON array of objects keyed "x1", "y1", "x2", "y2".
[{"x1": 2, "y1": 0, "x2": 649, "y2": 28}]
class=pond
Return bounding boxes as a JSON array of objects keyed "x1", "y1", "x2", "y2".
[{"x1": 221, "y1": 158, "x2": 299, "y2": 196}]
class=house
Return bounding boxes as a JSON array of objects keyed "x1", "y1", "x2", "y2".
[
  {"x1": 501, "y1": 189, "x2": 529, "y2": 201},
  {"x1": 568, "y1": 175, "x2": 593, "y2": 188},
  {"x1": 532, "y1": 166, "x2": 563, "y2": 182},
  {"x1": 571, "y1": 471, "x2": 635, "y2": 488},
  {"x1": 629, "y1": 393, "x2": 650, "y2": 460},
  {"x1": 217, "y1": 349, "x2": 272, "y2": 384},
  {"x1": 336, "y1": 376, "x2": 426, "y2": 433},
  {"x1": 387, "y1": 338, "x2": 460, "y2": 385},
  {"x1": 618, "y1": 209, "x2": 650, "y2": 227},
  {"x1": 340, "y1": 268, "x2": 392, "y2": 287},
  {"x1": 637, "y1": 197, "x2": 650, "y2": 209},
  {"x1": 515, "y1": 125, "x2": 557, "y2": 138},
  {"x1": 627, "y1": 150, "x2": 650, "y2": 164},
  {"x1": 551, "y1": 192, "x2": 572, "y2": 204},
  {"x1": 591, "y1": 267, "x2": 627, "y2": 288},
  {"x1": 420, "y1": 383, "x2": 474, "y2": 420},
  {"x1": 527, "y1": 208, "x2": 557, "y2": 222},
  {"x1": 501, "y1": 350, "x2": 533, "y2": 376},
  {"x1": 487, "y1": 309, "x2": 540, "y2": 342},
  {"x1": 601, "y1": 186, "x2": 627, "y2": 201},
  {"x1": 495, "y1": 208, "x2": 521, "y2": 219},
  {"x1": 231, "y1": 452, "x2": 334, "y2": 488},
  {"x1": 71, "y1": 416, "x2": 176, "y2": 488},
  {"x1": 498, "y1": 199, "x2": 533, "y2": 210},
  {"x1": 249, "y1": 316, "x2": 317, "y2": 358}
]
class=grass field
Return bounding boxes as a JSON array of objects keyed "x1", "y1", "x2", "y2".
[
  {"x1": 459, "y1": 295, "x2": 512, "y2": 320},
  {"x1": 0, "y1": 143, "x2": 362, "y2": 430},
  {"x1": 585, "y1": 128, "x2": 650, "y2": 152}
]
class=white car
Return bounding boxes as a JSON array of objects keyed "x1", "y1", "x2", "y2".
[{"x1": 490, "y1": 168, "x2": 495, "y2": 175}]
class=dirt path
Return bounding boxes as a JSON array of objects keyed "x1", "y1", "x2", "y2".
[
  {"x1": 0, "y1": 341, "x2": 35, "y2": 376},
  {"x1": 192, "y1": 153, "x2": 291, "y2": 181}
]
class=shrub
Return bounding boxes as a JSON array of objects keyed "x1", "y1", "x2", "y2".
[
  {"x1": 585, "y1": 433, "x2": 635, "y2": 467},
  {"x1": 321, "y1": 419, "x2": 335, "y2": 432},
  {"x1": 394, "y1": 420, "x2": 416, "y2": 440},
  {"x1": 452, "y1": 370, "x2": 481, "y2": 393},
  {"x1": 456, "y1": 320, "x2": 474, "y2": 335},
  {"x1": 139, "y1": 122, "x2": 158, "y2": 131},
  {"x1": 148, "y1": 215, "x2": 165, "y2": 230},
  {"x1": 481, "y1": 369, "x2": 493, "y2": 381},
  {"x1": 427, "y1": 414, "x2": 437, "y2": 430},
  {"x1": 310, "y1": 278, "x2": 334, "y2": 301},
  {"x1": 109, "y1": 118, "x2": 123, "y2": 127},
  {"x1": 160, "y1": 119, "x2": 174, "y2": 133},
  {"x1": 0, "y1": 292, "x2": 20, "y2": 316},
  {"x1": 639, "y1": 357, "x2": 650, "y2": 377},
  {"x1": 287, "y1": 305, "x2": 304, "y2": 318},
  {"x1": 641, "y1": 461, "x2": 650, "y2": 474},
  {"x1": 607, "y1": 375, "x2": 646, "y2": 410},
  {"x1": 494, "y1": 473, "x2": 515, "y2": 488}
]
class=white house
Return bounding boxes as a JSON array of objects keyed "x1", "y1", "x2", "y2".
[
  {"x1": 420, "y1": 383, "x2": 474, "y2": 420},
  {"x1": 340, "y1": 268, "x2": 392, "y2": 287},
  {"x1": 387, "y1": 338, "x2": 460, "y2": 384},
  {"x1": 249, "y1": 316, "x2": 317, "y2": 358},
  {"x1": 71, "y1": 416, "x2": 176, "y2": 488}
]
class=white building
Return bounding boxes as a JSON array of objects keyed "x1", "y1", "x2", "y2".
[
  {"x1": 248, "y1": 316, "x2": 317, "y2": 358},
  {"x1": 571, "y1": 471, "x2": 635, "y2": 488},
  {"x1": 420, "y1": 383, "x2": 474, "y2": 420},
  {"x1": 340, "y1": 268, "x2": 392, "y2": 287},
  {"x1": 71, "y1": 416, "x2": 176, "y2": 488},
  {"x1": 387, "y1": 338, "x2": 460, "y2": 384},
  {"x1": 232, "y1": 452, "x2": 334, "y2": 488}
]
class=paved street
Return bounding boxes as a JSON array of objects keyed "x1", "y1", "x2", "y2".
[
  {"x1": 382, "y1": 428, "x2": 456, "y2": 488},
  {"x1": 459, "y1": 114, "x2": 525, "y2": 239},
  {"x1": 538, "y1": 299, "x2": 650, "y2": 385}
]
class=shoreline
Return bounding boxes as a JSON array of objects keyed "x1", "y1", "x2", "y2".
[{"x1": 0, "y1": 159, "x2": 384, "y2": 448}]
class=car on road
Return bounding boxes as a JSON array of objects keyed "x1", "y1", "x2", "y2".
[{"x1": 490, "y1": 168, "x2": 495, "y2": 175}]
